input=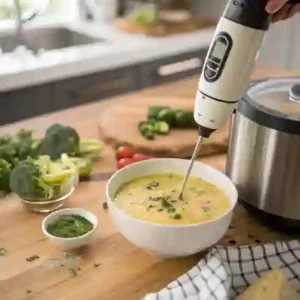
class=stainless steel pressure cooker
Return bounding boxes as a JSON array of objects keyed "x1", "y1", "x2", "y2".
[{"x1": 226, "y1": 77, "x2": 300, "y2": 230}]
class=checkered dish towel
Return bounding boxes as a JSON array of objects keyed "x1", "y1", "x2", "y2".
[{"x1": 143, "y1": 240, "x2": 300, "y2": 300}]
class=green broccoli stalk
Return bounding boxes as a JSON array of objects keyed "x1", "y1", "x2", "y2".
[
  {"x1": 9, "y1": 159, "x2": 66, "y2": 201},
  {"x1": 41, "y1": 124, "x2": 80, "y2": 160},
  {"x1": 0, "y1": 159, "x2": 12, "y2": 193},
  {"x1": 59, "y1": 154, "x2": 93, "y2": 178},
  {"x1": 79, "y1": 139, "x2": 104, "y2": 160}
]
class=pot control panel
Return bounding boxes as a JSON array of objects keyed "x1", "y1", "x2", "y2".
[{"x1": 204, "y1": 32, "x2": 233, "y2": 83}]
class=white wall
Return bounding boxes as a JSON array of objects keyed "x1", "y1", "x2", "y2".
[{"x1": 190, "y1": 0, "x2": 300, "y2": 71}]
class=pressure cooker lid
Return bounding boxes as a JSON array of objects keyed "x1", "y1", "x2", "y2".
[{"x1": 239, "y1": 77, "x2": 300, "y2": 135}]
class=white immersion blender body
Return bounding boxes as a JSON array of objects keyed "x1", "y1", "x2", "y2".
[{"x1": 194, "y1": 0, "x2": 271, "y2": 137}]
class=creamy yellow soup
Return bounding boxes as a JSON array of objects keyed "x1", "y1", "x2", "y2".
[{"x1": 114, "y1": 173, "x2": 231, "y2": 225}]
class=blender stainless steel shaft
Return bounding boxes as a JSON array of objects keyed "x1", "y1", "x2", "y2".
[{"x1": 179, "y1": 136, "x2": 203, "y2": 200}]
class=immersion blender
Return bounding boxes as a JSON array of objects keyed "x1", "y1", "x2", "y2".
[{"x1": 180, "y1": 0, "x2": 275, "y2": 198}]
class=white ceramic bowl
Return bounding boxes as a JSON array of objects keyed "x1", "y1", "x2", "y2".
[
  {"x1": 106, "y1": 158, "x2": 238, "y2": 258},
  {"x1": 42, "y1": 208, "x2": 98, "y2": 250}
]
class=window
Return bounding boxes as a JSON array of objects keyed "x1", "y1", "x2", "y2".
[{"x1": 0, "y1": 0, "x2": 78, "y2": 21}]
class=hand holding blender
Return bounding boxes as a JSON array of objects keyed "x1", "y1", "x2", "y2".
[{"x1": 179, "y1": 0, "x2": 300, "y2": 199}]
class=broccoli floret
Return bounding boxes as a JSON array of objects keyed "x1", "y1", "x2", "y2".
[
  {"x1": 0, "y1": 130, "x2": 40, "y2": 166},
  {"x1": 15, "y1": 129, "x2": 41, "y2": 160},
  {"x1": 0, "y1": 135, "x2": 18, "y2": 165},
  {"x1": 41, "y1": 124, "x2": 80, "y2": 160},
  {"x1": 0, "y1": 159, "x2": 12, "y2": 193},
  {"x1": 10, "y1": 160, "x2": 60, "y2": 200}
]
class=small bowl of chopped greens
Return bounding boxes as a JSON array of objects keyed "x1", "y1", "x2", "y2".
[
  {"x1": 42, "y1": 208, "x2": 98, "y2": 250},
  {"x1": 10, "y1": 156, "x2": 78, "y2": 213}
]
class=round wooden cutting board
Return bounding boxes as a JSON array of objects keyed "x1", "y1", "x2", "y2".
[{"x1": 97, "y1": 96, "x2": 230, "y2": 158}]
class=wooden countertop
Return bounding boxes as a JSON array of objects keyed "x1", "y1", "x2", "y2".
[{"x1": 1, "y1": 66, "x2": 299, "y2": 300}]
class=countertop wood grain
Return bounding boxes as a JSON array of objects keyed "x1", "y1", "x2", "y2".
[{"x1": 0, "y1": 66, "x2": 299, "y2": 300}]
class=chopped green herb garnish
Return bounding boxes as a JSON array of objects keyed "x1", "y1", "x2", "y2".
[
  {"x1": 47, "y1": 215, "x2": 93, "y2": 238},
  {"x1": 167, "y1": 208, "x2": 176, "y2": 213},
  {"x1": 173, "y1": 214, "x2": 182, "y2": 220},
  {"x1": 202, "y1": 207, "x2": 210, "y2": 213},
  {"x1": 146, "y1": 181, "x2": 159, "y2": 190},
  {"x1": 161, "y1": 197, "x2": 172, "y2": 208},
  {"x1": 149, "y1": 196, "x2": 160, "y2": 201},
  {"x1": 157, "y1": 208, "x2": 163, "y2": 212}
]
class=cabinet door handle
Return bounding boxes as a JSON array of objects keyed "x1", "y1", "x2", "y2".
[{"x1": 156, "y1": 57, "x2": 203, "y2": 77}]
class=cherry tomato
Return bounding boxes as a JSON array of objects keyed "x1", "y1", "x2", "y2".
[
  {"x1": 117, "y1": 158, "x2": 134, "y2": 169},
  {"x1": 116, "y1": 145, "x2": 135, "y2": 160},
  {"x1": 132, "y1": 153, "x2": 153, "y2": 162}
]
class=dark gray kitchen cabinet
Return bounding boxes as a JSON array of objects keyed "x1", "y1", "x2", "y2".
[
  {"x1": 0, "y1": 48, "x2": 210, "y2": 125},
  {"x1": 0, "y1": 84, "x2": 53, "y2": 125},
  {"x1": 138, "y1": 48, "x2": 208, "y2": 89},
  {"x1": 52, "y1": 66, "x2": 139, "y2": 111}
]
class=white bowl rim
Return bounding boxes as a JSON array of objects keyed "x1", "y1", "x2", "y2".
[
  {"x1": 106, "y1": 158, "x2": 238, "y2": 229},
  {"x1": 42, "y1": 207, "x2": 98, "y2": 240}
]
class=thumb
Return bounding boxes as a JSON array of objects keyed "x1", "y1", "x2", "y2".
[{"x1": 266, "y1": 0, "x2": 289, "y2": 13}]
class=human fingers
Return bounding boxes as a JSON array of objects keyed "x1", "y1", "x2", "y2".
[
  {"x1": 266, "y1": 0, "x2": 289, "y2": 14},
  {"x1": 271, "y1": 3, "x2": 293, "y2": 22}
]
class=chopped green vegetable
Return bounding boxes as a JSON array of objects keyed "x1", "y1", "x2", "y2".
[
  {"x1": 139, "y1": 121, "x2": 153, "y2": 134},
  {"x1": 79, "y1": 139, "x2": 104, "y2": 160},
  {"x1": 128, "y1": 8, "x2": 157, "y2": 25},
  {"x1": 47, "y1": 214, "x2": 93, "y2": 238},
  {"x1": 41, "y1": 124, "x2": 80, "y2": 160},
  {"x1": 174, "y1": 110, "x2": 197, "y2": 128},
  {"x1": 139, "y1": 106, "x2": 198, "y2": 140},
  {"x1": 157, "y1": 108, "x2": 176, "y2": 126},
  {"x1": 144, "y1": 131, "x2": 155, "y2": 140},
  {"x1": 10, "y1": 158, "x2": 73, "y2": 201},
  {"x1": 138, "y1": 121, "x2": 155, "y2": 140},
  {"x1": 153, "y1": 121, "x2": 170, "y2": 134},
  {"x1": 59, "y1": 154, "x2": 93, "y2": 178},
  {"x1": 0, "y1": 159, "x2": 12, "y2": 193},
  {"x1": 147, "y1": 106, "x2": 169, "y2": 120}
]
